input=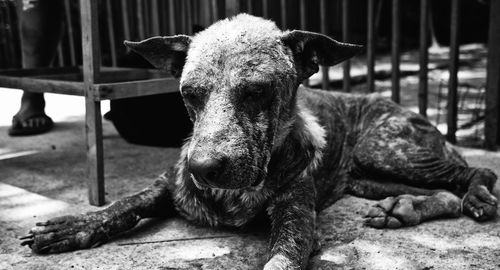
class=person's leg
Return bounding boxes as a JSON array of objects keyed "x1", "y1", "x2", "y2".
[{"x1": 9, "y1": 0, "x2": 64, "y2": 136}]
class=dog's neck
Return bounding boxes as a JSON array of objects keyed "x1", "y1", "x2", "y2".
[
  {"x1": 270, "y1": 101, "x2": 327, "y2": 182},
  {"x1": 295, "y1": 103, "x2": 327, "y2": 177}
]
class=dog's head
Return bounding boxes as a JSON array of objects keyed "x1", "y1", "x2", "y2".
[{"x1": 125, "y1": 14, "x2": 362, "y2": 190}]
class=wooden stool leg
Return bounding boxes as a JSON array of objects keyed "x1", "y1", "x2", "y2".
[
  {"x1": 81, "y1": 0, "x2": 104, "y2": 205},
  {"x1": 85, "y1": 98, "x2": 105, "y2": 206}
]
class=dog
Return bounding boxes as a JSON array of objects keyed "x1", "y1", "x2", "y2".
[{"x1": 21, "y1": 14, "x2": 497, "y2": 270}]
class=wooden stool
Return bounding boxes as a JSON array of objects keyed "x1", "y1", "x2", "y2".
[{"x1": 0, "y1": 0, "x2": 178, "y2": 206}]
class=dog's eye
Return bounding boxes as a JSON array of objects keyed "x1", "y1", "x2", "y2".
[
  {"x1": 181, "y1": 87, "x2": 201, "y2": 105},
  {"x1": 244, "y1": 89, "x2": 265, "y2": 100},
  {"x1": 242, "y1": 84, "x2": 269, "y2": 101}
]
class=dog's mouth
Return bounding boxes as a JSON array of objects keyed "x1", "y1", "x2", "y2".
[
  {"x1": 190, "y1": 171, "x2": 266, "y2": 191},
  {"x1": 190, "y1": 173, "x2": 210, "y2": 190}
]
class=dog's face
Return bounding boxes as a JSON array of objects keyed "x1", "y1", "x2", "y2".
[{"x1": 125, "y1": 14, "x2": 361, "y2": 190}]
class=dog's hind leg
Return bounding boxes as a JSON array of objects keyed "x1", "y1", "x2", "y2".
[
  {"x1": 347, "y1": 177, "x2": 436, "y2": 199},
  {"x1": 351, "y1": 112, "x2": 497, "y2": 226},
  {"x1": 21, "y1": 170, "x2": 177, "y2": 254},
  {"x1": 348, "y1": 178, "x2": 461, "y2": 228}
]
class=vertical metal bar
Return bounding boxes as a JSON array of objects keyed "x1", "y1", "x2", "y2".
[
  {"x1": 143, "y1": 0, "x2": 150, "y2": 35},
  {"x1": 185, "y1": 0, "x2": 189, "y2": 33},
  {"x1": 56, "y1": 45, "x2": 64, "y2": 67},
  {"x1": 247, "y1": 0, "x2": 253, "y2": 14},
  {"x1": 3, "y1": 1, "x2": 10, "y2": 67},
  {"x1": 180, "y1": 0, "x2": 186, "y2": 34},
  {"x1": 121, "y1": 0, "x2": 131, "y2": 47},
  {"x1": 299, "y1": 0, "x2": 308, "y2": 87},
  {"x1": 2, "y1": 1, "x2": 12, "y2": 67},
  {"x1": 320, "y1": 0, "x2": 329, "y2": 90},
  {"x1": 418, "y1": 0, "x2": 429, "y2": 116},
  {"x1": 3, "y1": 0, "x2": 15, "y2": 67},
  {"x1": 128, "y1": 0, "x2": 135, "y2": 37},
  {"x1": 63, "y1": 0, "x2": 76, "y2": 66},
  {"x1": 160, "y1": 0, "x2": 168, "y2": 34},
  {"x1": 192, "y1": 0, "x2": 199, "y2": 26},
  {"x1": 391, "y1": 0, "x2": 400, "y2": 103},
  {"x1": 186, "y1": 0, "x2": 193, "y2": 34},
  {"x1": 6, "y1": 1, "x2": 14, "y2": 66},
  {"x1": 0, "y1": 4, "x2": 6, "y2": 68},
  {"x1": 374, "y1": 0, "x2": 383, "y2": 40},
  {"x1": 299, "y1": 0, "x2": 306, "y2": 30},
  {"x1": 80, "y1": 0, "x2": 105, "y2": 206},
  {"x1": 151, "y1": 0, "x2": 160, "y2": 35},
  {"x1": 199, "y1": 0, "x2": 208, "y2": 26},
  {"x1": 57, "y1": 10, "x2": 65, "y2": 67},
  {"x1": 367, "y1": 0, "x2": 376, "y2": 93},
  {"x1": 299, "y1": 0, "x2": 309, "y2": 86},
  {"x1": 485, "y1": 0, "x2": 500, "y2": 150},
  {"x1": 280, "y1": 0, "x2": 286, "y2": 29},
  {"x1": 211, "y1": 0, "x2": 218, "y2": 21},
  {"x1": 11, "y1": 0, "x2": 22, "y2": 67},
  {"x1": 136, "y1": 0, "x2": 145, "y2": 39},
  {"x1": 105, "y1": 0, "x2": 117, "y2": 66},
  {"x1": 262, "y1": 0, "x2": 268, "y2": 18},
  {"x1": 168, "y1": 0, "x2": 176, "y2": 34},
  {"x1": 120, "y1": 1, "x2": 131, "y2": 40},
  {"x1": 226, "y1": 0, "x2": 239, "y2": 17},
  {"x1": 319, "y1": 0, "x2": 327, "y2": 31},
  {"x1": 342, "y1": 0, "x2": 351, "y2": 92},
  {"x1": 446, "y1": 0, "x2": 461, "y2": 143}
]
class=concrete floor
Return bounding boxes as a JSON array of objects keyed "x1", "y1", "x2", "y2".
[{"x1": 1, "y1": 47, "x2": 500, "y2": 269}]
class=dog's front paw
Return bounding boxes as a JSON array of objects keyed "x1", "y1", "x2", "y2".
[
  {"x1": 20, "y1": 211, "x2": 111, "y2": 254},
  {"x1": 263, "y1": 254, "x2": 300, "y2": 270}
]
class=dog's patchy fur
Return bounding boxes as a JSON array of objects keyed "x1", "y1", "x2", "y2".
[{"x1": 22, "y1": 14, "x2": 498, "y2": 269}]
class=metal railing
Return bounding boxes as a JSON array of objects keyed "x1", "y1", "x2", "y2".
[{"x1": 1, "y1": 0, "x2": 499, "y2": 150}]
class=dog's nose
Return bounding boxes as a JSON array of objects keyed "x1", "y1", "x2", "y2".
[{"x1": 188, "y1": 156, "x2": 226, "y2": 186}]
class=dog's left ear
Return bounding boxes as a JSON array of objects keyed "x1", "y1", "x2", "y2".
[
  {"x1": 124, "y1": 35, "x2": 191, "y2": 78},
  {"x1": 282, "y1": 30, "x2": 363, "y2": 80}
]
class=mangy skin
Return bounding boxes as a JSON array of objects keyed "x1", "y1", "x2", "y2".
[{"x1": 22, "y1": 14, "x2": 498, "y2": 270}]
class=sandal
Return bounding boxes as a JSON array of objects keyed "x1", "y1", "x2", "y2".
[{"x1": 8, "y1": 114, "x2": 54, "y2": 136}]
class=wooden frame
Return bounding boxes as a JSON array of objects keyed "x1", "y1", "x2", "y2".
[
  {"x1": 0, "y1": 0, "x2": 178, "y2": 206},
  {"x1": 0, "y1": 67, "x2": 177, "y2": 100}
]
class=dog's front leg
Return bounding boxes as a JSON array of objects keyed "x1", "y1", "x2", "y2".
[
  {"x1": 264, "y1": 179, "x2": 316, "y2": 270},
  {"x1": 21, "y1": 171, "x2": 177, "y2": 254}
]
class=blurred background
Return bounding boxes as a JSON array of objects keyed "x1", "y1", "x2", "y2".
[{"x1": 1, "y1": 0, "x2": 497, "y2": 148}]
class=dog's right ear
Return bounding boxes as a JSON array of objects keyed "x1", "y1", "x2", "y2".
[
  {"x1": 124, "y1": 35, "x2": 191, "y2": 78},
  {"x1": 282, "y1": 30, "x2": 363, "y2": 80}
]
